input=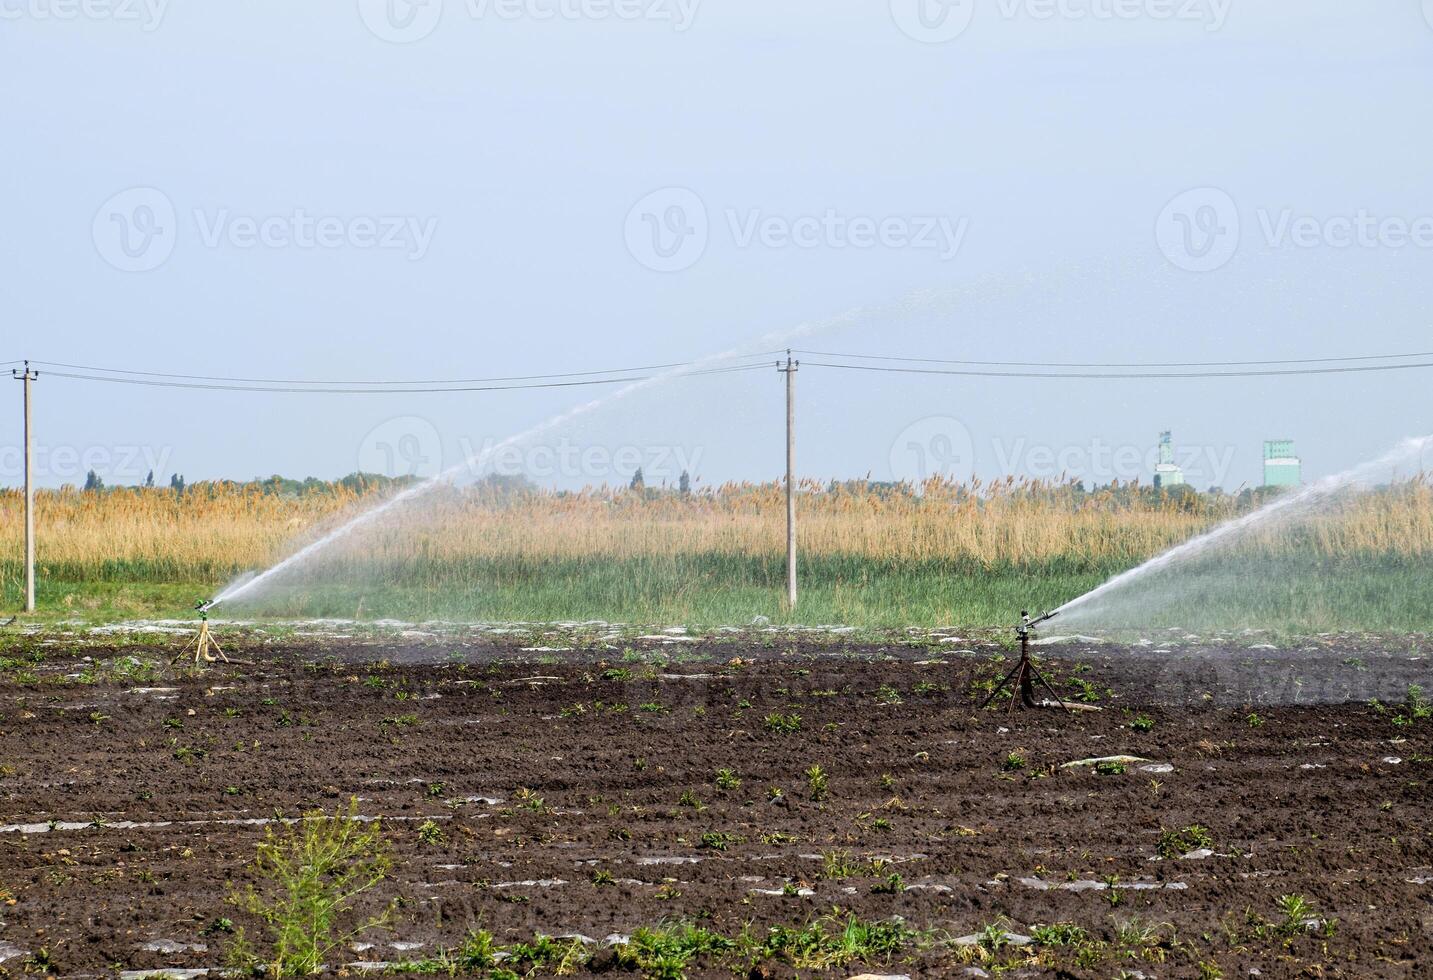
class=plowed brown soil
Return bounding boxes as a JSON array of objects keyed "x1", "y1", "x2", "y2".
[{"x1": 0, "y1": 631, "x2": 1429, "y2": 978}]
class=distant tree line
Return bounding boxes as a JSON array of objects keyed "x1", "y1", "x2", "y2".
[
  {"x1": 61, "y1": 470, "x2": 1301, "y2": 516},
  {"x1": 70, "y1": 471, "x2": 421, "y2": 497}
]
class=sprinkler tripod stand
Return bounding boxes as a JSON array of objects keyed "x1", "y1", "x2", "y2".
[
  {"x1": 978, "y1": 610, "x2": 1072, "y2": 712},
  {"x1": 173, "y1": 600, "x2": 229, "y2": 668}
]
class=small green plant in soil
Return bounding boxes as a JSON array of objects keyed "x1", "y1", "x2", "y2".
[
  {"x1": 455, "y1": 929, "x2": 497, "y2": 970},
  {"x1": 1275, "y1": 893, "x2": 1321, "y2": 935},
  {"x1": 506, "y1": 935, "x2": 589, "y2": 975},
  {"x1": 764, "y1": 712, "x2": 802, "y2": 734},
  {"x1": 617, "y1": 922, "x2": 735, "y2": 978},
  {"x1": 1094, "y1": 760, "x2": 1127, "y2": 775},
  {"x1": 1029, "y1": 922, "x2": 1089, "y2": 946},
  {"x1": 748, "y1": 914, "x2": 917, "y2": 970},
  {"x1": 874, "y1": 683, "x2": 903, "y2": 705},
  {"x1": 1156, "y1": 824, "x2": 1214, "y2": 858},
  {"x1": 1379, "y1": 684, "x2": 1433, "y2": 726},
  {"x1": 226, "y1": 797, "x2": 393, "y2": 978},
  {"x1": 514, "y1": 787, "x2": 549, "y2": 813},
  {"x1": 760, "y1": 830, "x2": 798, "y2": 845},
  {"x1": 416, "y1": 819, "x2": 444, "y2": 846},
  {"x1": 871, "y1": 872, "x2": 904, "y2": 894},
  {"x1": 1129, "y1": 713, "x2": 1155, "y2": 732},
  {"x1": 806, "y1": 764, "x2": 829, "y2": 801},
  {"x1": 975, "y1": 919, "x2": 1010, "y2": 954},
  {"x1": 1109, "y1": 916, "x2": 1175, "y2": 966},
  {"x1": 714, "y1": 768, "x2": 741, "y2": 791},
  {"x1": 23, "y1": 948, "x2": 55, "y2": 974},
  {"x1": 819, "y1": 850, "x2": 862, "y2": 879}
]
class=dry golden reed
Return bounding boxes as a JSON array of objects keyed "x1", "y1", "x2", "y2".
[{"x1": 3, "y1": 475, "x2": 1431, "y2": 583}]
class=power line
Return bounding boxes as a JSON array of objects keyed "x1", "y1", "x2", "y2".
[
  {"x1": 18, "y1": 345, "x2": 1433, "y2": 391},
  {"x1": 795, "y1": 348, "x2": 1433, "y2": 369},
  {"x1": 801, "y1": 359, "x2": 1433, "y2": 380},
  {"x1": 28, "y1": 351, "x2": 786, "y2": 387},
  {"x1": 40, "y1": 361, "x2": 772, "y2": 394}
]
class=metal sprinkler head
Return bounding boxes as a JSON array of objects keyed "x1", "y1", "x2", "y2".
[
  {"x1": 174, "y1": 600, "x2": 228, "y2": 668},
  {"x1": 1016, "y1": 608, "x2": 1058, "y2": 638},
  {"x1": 979, "y1": 608, "x2": 1069, "y2": 712}
]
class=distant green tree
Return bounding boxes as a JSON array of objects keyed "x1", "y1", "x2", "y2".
[
  {"x1": 629, "y1": 467, "x2": 644, "y2": 490},
  {"x1": 169, "y1": 473, "x2": 186, "y2": 494},
  {"x1": 144, "y1": 469, "x2": 155, "y2": 488},
  {"x1": 470, "y1": 473, "x2": 537, "y2": 502},
  {"x1": 679, "y1": 470, "x2": 691, "y2": 495},
  {"x1": 83, "y1": 470, "x2": 105, "y2": 492}
]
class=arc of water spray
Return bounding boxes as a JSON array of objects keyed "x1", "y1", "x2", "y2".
[
  {"x1": 1054, "y1": 434, "x2": 1433, "y2": 619},
  {"x1": 211, "y1": 307, "x2": 879, "y2": 607}
]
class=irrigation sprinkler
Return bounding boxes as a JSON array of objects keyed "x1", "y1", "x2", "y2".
[
  {"x1": 978, "y1": 610, "x2": 1073, "y2": 712},
  {"x1": 172, "y1": 599, "x2": 229, "y2": 668}
]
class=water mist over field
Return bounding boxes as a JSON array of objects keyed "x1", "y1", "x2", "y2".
[
  {"x1": 209, "y1": 293, "x2": 936, "y2": 613},
  {"x1": 1054, "y1": 436, "x2": 1433, "y2": 632}
]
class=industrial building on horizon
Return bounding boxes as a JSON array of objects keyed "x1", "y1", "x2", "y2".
[
  {"x1": 1152, "y1": 432, "x2": 1302, "y2": 490},
  {"x1": 1153, "y1": 430, "x2": 1185, "y2": 489},
  {"x1": 1263, "y1": 439, "x2": 1302, "y2": 487}
]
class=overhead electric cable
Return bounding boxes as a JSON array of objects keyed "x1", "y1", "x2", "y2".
[
  {"x1": 39, "y1": 362, "x2": 772, "y2": 394},
  {"x1": 800, "y1": 359, "x2": 1433, "y2": 380},
  {"x1": 795, "y1": 348, "x2": 1433, "y2": 369},
  {"x1": 29, "y1": 351, "x2": 787, "y2": 387}
]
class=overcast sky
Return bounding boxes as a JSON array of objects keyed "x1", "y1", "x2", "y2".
[{"x1": 3, "y1": 1, "x2": 1432, "y2": 491}]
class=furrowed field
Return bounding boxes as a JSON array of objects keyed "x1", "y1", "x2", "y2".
[{"x1": 3, "y1": 476, "x2": 1433, "y2": 627}]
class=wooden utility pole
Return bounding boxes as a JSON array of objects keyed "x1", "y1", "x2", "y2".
[
  {"x1": 11, "y1": 362, "x2": 37, "y2": 613},
  {"x1": 779, "y1": 352, "x2": 799, "y2": 609}
]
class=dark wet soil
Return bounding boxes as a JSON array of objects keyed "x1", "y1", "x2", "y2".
[{"x1": 0, "y1": 631, "x2": 1429, "y2": 978}]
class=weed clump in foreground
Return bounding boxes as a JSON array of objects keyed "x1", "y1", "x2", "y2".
[
  {"x1": 348, "y1": 916, "x2": 913, "y2": 977},
  {"x1": 1156, "y1": 824, "x2": 1215, "y2": 859},
  {"x1": 1370, "y1": 684, "x2": 1432, "y2": 727},
  {"x1": 764, "y1": 712, "x2": 802, "y2": 734},
  {"x1": 750, "y1": 914, "x2": 917, "y2": 970},
  {"x1": 226, "y1": 797, "x2": 393, "y2": 977}
]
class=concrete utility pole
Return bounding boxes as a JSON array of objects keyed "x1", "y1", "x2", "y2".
[
  {"x1": 11, "y1": 362, "x2": 37, "y2": 613},
  {"x1": 779, "y1": 352, "x2": 799, "y2": 609}
]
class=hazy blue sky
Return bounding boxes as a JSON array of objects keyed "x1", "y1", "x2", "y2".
[{"x1": 3, "y1": 1, "x2": 1431, "y2": 491}]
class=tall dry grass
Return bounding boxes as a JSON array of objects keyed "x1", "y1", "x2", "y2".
[{"x1": 4, "y1": 476, "x2": 1431, "y2": 584}]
